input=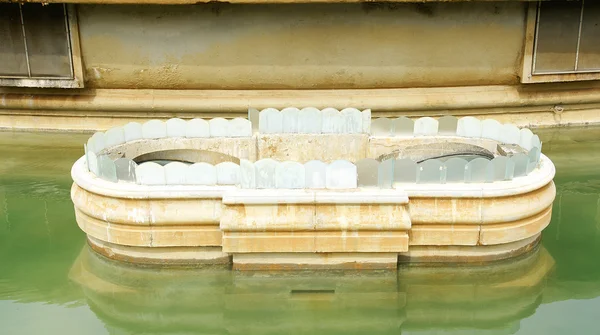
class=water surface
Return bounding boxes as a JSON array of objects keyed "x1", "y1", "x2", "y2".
[{"x1": 0, "y1": 128, "x2": 599, "y2": 335}]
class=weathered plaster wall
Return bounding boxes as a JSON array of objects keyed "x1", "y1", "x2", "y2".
[{"x1": 77, "y1": 2, "x2": 526, "y2": 89}]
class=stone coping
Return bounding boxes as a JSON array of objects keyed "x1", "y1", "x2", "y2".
[
  {"x1": 72, "y1": 153, "x2": 554, "y2": 199},
  {"x1": 222, "y1": 189, "x2": 409, "y2": 205}
]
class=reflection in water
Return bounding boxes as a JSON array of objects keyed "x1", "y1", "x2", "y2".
[{"x1": 69, "y1": 245, "x2": 554, "y2": 335}]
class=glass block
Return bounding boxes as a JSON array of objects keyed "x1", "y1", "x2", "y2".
[
  {"x1": 305, "y1": 160, "x2": 327, "y2": 189},
  {"x1": 438, "y1": 115, "x2": 458, "y2": 135},
  {"x1": 325, "y1": 160, "x2": 357, "y2": 189},
  {"x1": 417, "y1": 159, "x2": 444, "y2": 184},
  {"x1": 0, "y1": 4, "x2": 28, "y2": 76},
  {"x1": 579, "y1": 3, "x2": 600, "y2": 70},
  {"x1": 186, "y1": 119, "x2": 209, "y2": 138},
  {"x1": 361, "y1": 109, "x2": 371, "y2": 134},
  {"x1": 276, "y1": 161, "x2": 305, "y2": 189},
  {"x1": 511, "y1": 153, "x2": 529, "y2": 177},
  {"x1": 230, "y1": 118, "x2": 252, "y2": 138},
  {"x1": 115, "y1": 158, "x2": 137, "y2": 182},
  {"x1": 105, "y1": 127, "x2": 125, "y2": 148},
  {"x1": 298, "y1": 107, "x2": 322, "y2": 134},
  {"x1": 209, "y1": 118, "x2": 230, "y2": 137},
  {"x1": 371, "y1": 118, "x2": 392, "y2": 136},
  {"x1": 489, "y1": 156, "x2": 513, "y2": 181},
  {"x1": 457, "y1": 117, "x2": 482, "y2": 138},
  {"x1": 281, "y1": 107, "x2": 300, "y2": 133},
  {"x1": 534, "y1": 1, "x2": 581, "y2": 73},
  {"x1": 519, "y1": 128, "x2": 534, "y2": 151},
  {"x1": 255, "y1": 158, "x2": 278, "y2": 189},
  {"x1": 340, "y1": 108, "x2": 362, "y2": 134},
  {"x1": 481, "y1": 119, "x2": 502, "y2": 141},
  {"x1": 356, "y1": 158, "x2": 379, "y2": 187},
  {"x1": 259, "y1": 108, "x2": 282, "y2": 134},
  {"x1": 166, "y1": 118, "x2": 186, "y2": 138},
  {"x1": 394, "y1": 158, "x2": 417, "y2": 184},
  {"x1": 142, "y1": 120, "x2": 167, "y2": 139},
  {"x1": 444, "y1": 158, "x2": 467, "y2": 183},
  {"x1": 378, "y1": 158, "x2": 394, "y2": 189},
  {"x1": 466, "y1": 158, "x2": 489, "y2": 183},
  {"x1": 321, "y1": 108, "x2": 342, "y2": 134},
  {"x1": 136, "y1": 162, "x2": 165, "y2": 185},
  {"x1": 187, "y1": 162, "x2": 217, "y2": 186},
  {"x1": 216, "y1": 162, "x2": 240, "y2": 185},
  {"x1": 124, "y1": 122, "x2": 143, "y2": 142},
  {"x1": 414, "y1": 117, "x2": 439, "y2": 136},
  {"x1": 248, "y1": 108, "x2": 260, "y2": 134},
  {"x1": 392, "y1": 117, "x2": 414, "y2": 137},
  {"x1": 22, "y1": 4, "x2": 71, "y2": 77},
  {"x1": 98, "y1": 155, "x2": 117, "y2": 183},
  {"x1": 165, "y1": 162, "x2": 188, "y2": 185},
  {"x1": 499, "y1": 124, "x2": 521, "y2": 145}
]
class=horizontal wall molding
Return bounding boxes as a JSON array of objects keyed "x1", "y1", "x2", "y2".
[{"x1": 3, "y1": 84, "x2": 600, "y2": 131}]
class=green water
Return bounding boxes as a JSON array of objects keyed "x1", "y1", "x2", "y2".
[{"x1": 0, "y1": 128, "x2": 599, "y2": 335}]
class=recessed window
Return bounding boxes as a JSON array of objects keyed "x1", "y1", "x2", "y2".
[
  {"x1": 0, "y1": 3, "x2": 83, "y2": 88},
  {"x1": 522, "y1": 1, "x2": 600, "y2": 83}
]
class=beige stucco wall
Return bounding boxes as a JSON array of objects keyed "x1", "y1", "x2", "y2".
[{"x1": 77, "y1": 2, "x2": 526, "y2": 89}]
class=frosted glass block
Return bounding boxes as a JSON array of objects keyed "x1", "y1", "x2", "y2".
[
  {"x1": 531, "y1": 135, "x2": 542, "y2": 150},
  {"x1": 87, "y1": 150, "x2": 99, "y2": 176},
  {"x1": 255, "y1": 158, "x2": 279, "y2": 189},
  {"x1": 114, "y1": 158, "x2": 137, "y2": 182},
  {"x1": 361, "y1": 109, "x2": 372, "y2": 134},
  {"x1": 216, "y1": 162, "x2": 240, "y2": 185},
  {"x1": 142, "y1": 120, "x2": 167, "y2": 139},
  {"x1": 499, "y1": 124, "x2": 521, "y2": 145},
  {"x1": 444, "y1": 157, "x2": 467, "y2": 183},
  {"x1": 166, "y1": 118, "x2": 187, "y2": 138},
  {"x1": 321, "y1": 108, "x2": 342, "y2": 134},
  {"x1": 356, "y1": 158, "x2": 379, "y2": 187},
  {"x1": 371, "y1": 118, "x2": 392, "y2": 136},
  {"x1": 438, "y1": 115, "x2": 458, "y2": 135},
  {"x1": 414, "y1": 117, "x2": 439, "y2": 136},
  {"x1": 340, "y1": 108, "x2": 363, "y2": 134},
  {"x1": 259, "y1": 108, "x2": 283, "y2": 134},
  {"x1": 298, "y1": 107, "x2": 322, "y2": 134},
  {"x1": 527, "y1": 147, "x2": 541, "y2": 174},
  {"x1": 229, "y1": 118, "x2": 252, "y2": 137},
  {"x1": 481, "y1": 119, "x2": 502, "y2": 141},
  {"x1": 276, "y1": 161, "x2": 305, "y2": 189},
  {"x1": 326, "y1": 160, "x2": 357, "y2": 189},
  {"x1": 392, "y1": 117, "x2": 414, "y2": 137},
  {"x1": 457, "y1": 117, "x2": 482, "y2": 138},
  {"x1": 209, "y1": 118, "x2": 230, "y2": 137},
  {"x1": 489, "y1": 156, "x2": 513, "y2": 181},
  {"x1": 136, "y1": 162, "x2": 165, "y2": 185},
  {"x1": 281, "y1": 107, "x2": 300, "y2": 133},
  {"x1": 305, "y1": 160, "x2": 327, "y2": 189},
  {"x1": 185, "y1": 118, "x2": 210, "y2": 138},
  {"x1": 511, "y1": 153, "x2": 528, "y2": 177},
  {"x1": 418, "y1": 160, "x2": 444, "y2": 184},
  {"x1": 466, "y1": 158, "x2": 489, "y2": 183},
  {"x1": 123, "y1": 122, "x2": 143, "y2": 142},
  {"x1": 519, "y1": 128, "x2": 534, "y2": 151},
  {"x1": 88, "y1": 132, "x2": 106, "y2": 154},
  {"x1": 248, "y1": 108, "x2": 260, "y2": 134},
  {"x1": 186, "y1": 162, "x2": 217, "y2": 186},
  {"x1": 98, "y1": 155, "x2": 117, "y2": 183},
  {"x1": 239, "y1": 160, "x2": 255, "y2": 189},
  {"x1": 394, "y1": 159, "x2": 417, "y2": 184},
  {"x1": 105, "y1": 127, "x2": 125, "y2": 148},
  {"x1": 378, "y1": 158, "x2": 394, "y2": 189},
  {"x1": 165, "y1": 162, "x2": 188, "y2": 185}
]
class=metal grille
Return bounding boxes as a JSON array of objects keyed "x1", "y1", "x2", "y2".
[
  {"x1": 533, "y1": 0, "x2": 600, "y2": 75},
  {"x1": 0, "y1": 3, "x2": 74, "y2": 79}
]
